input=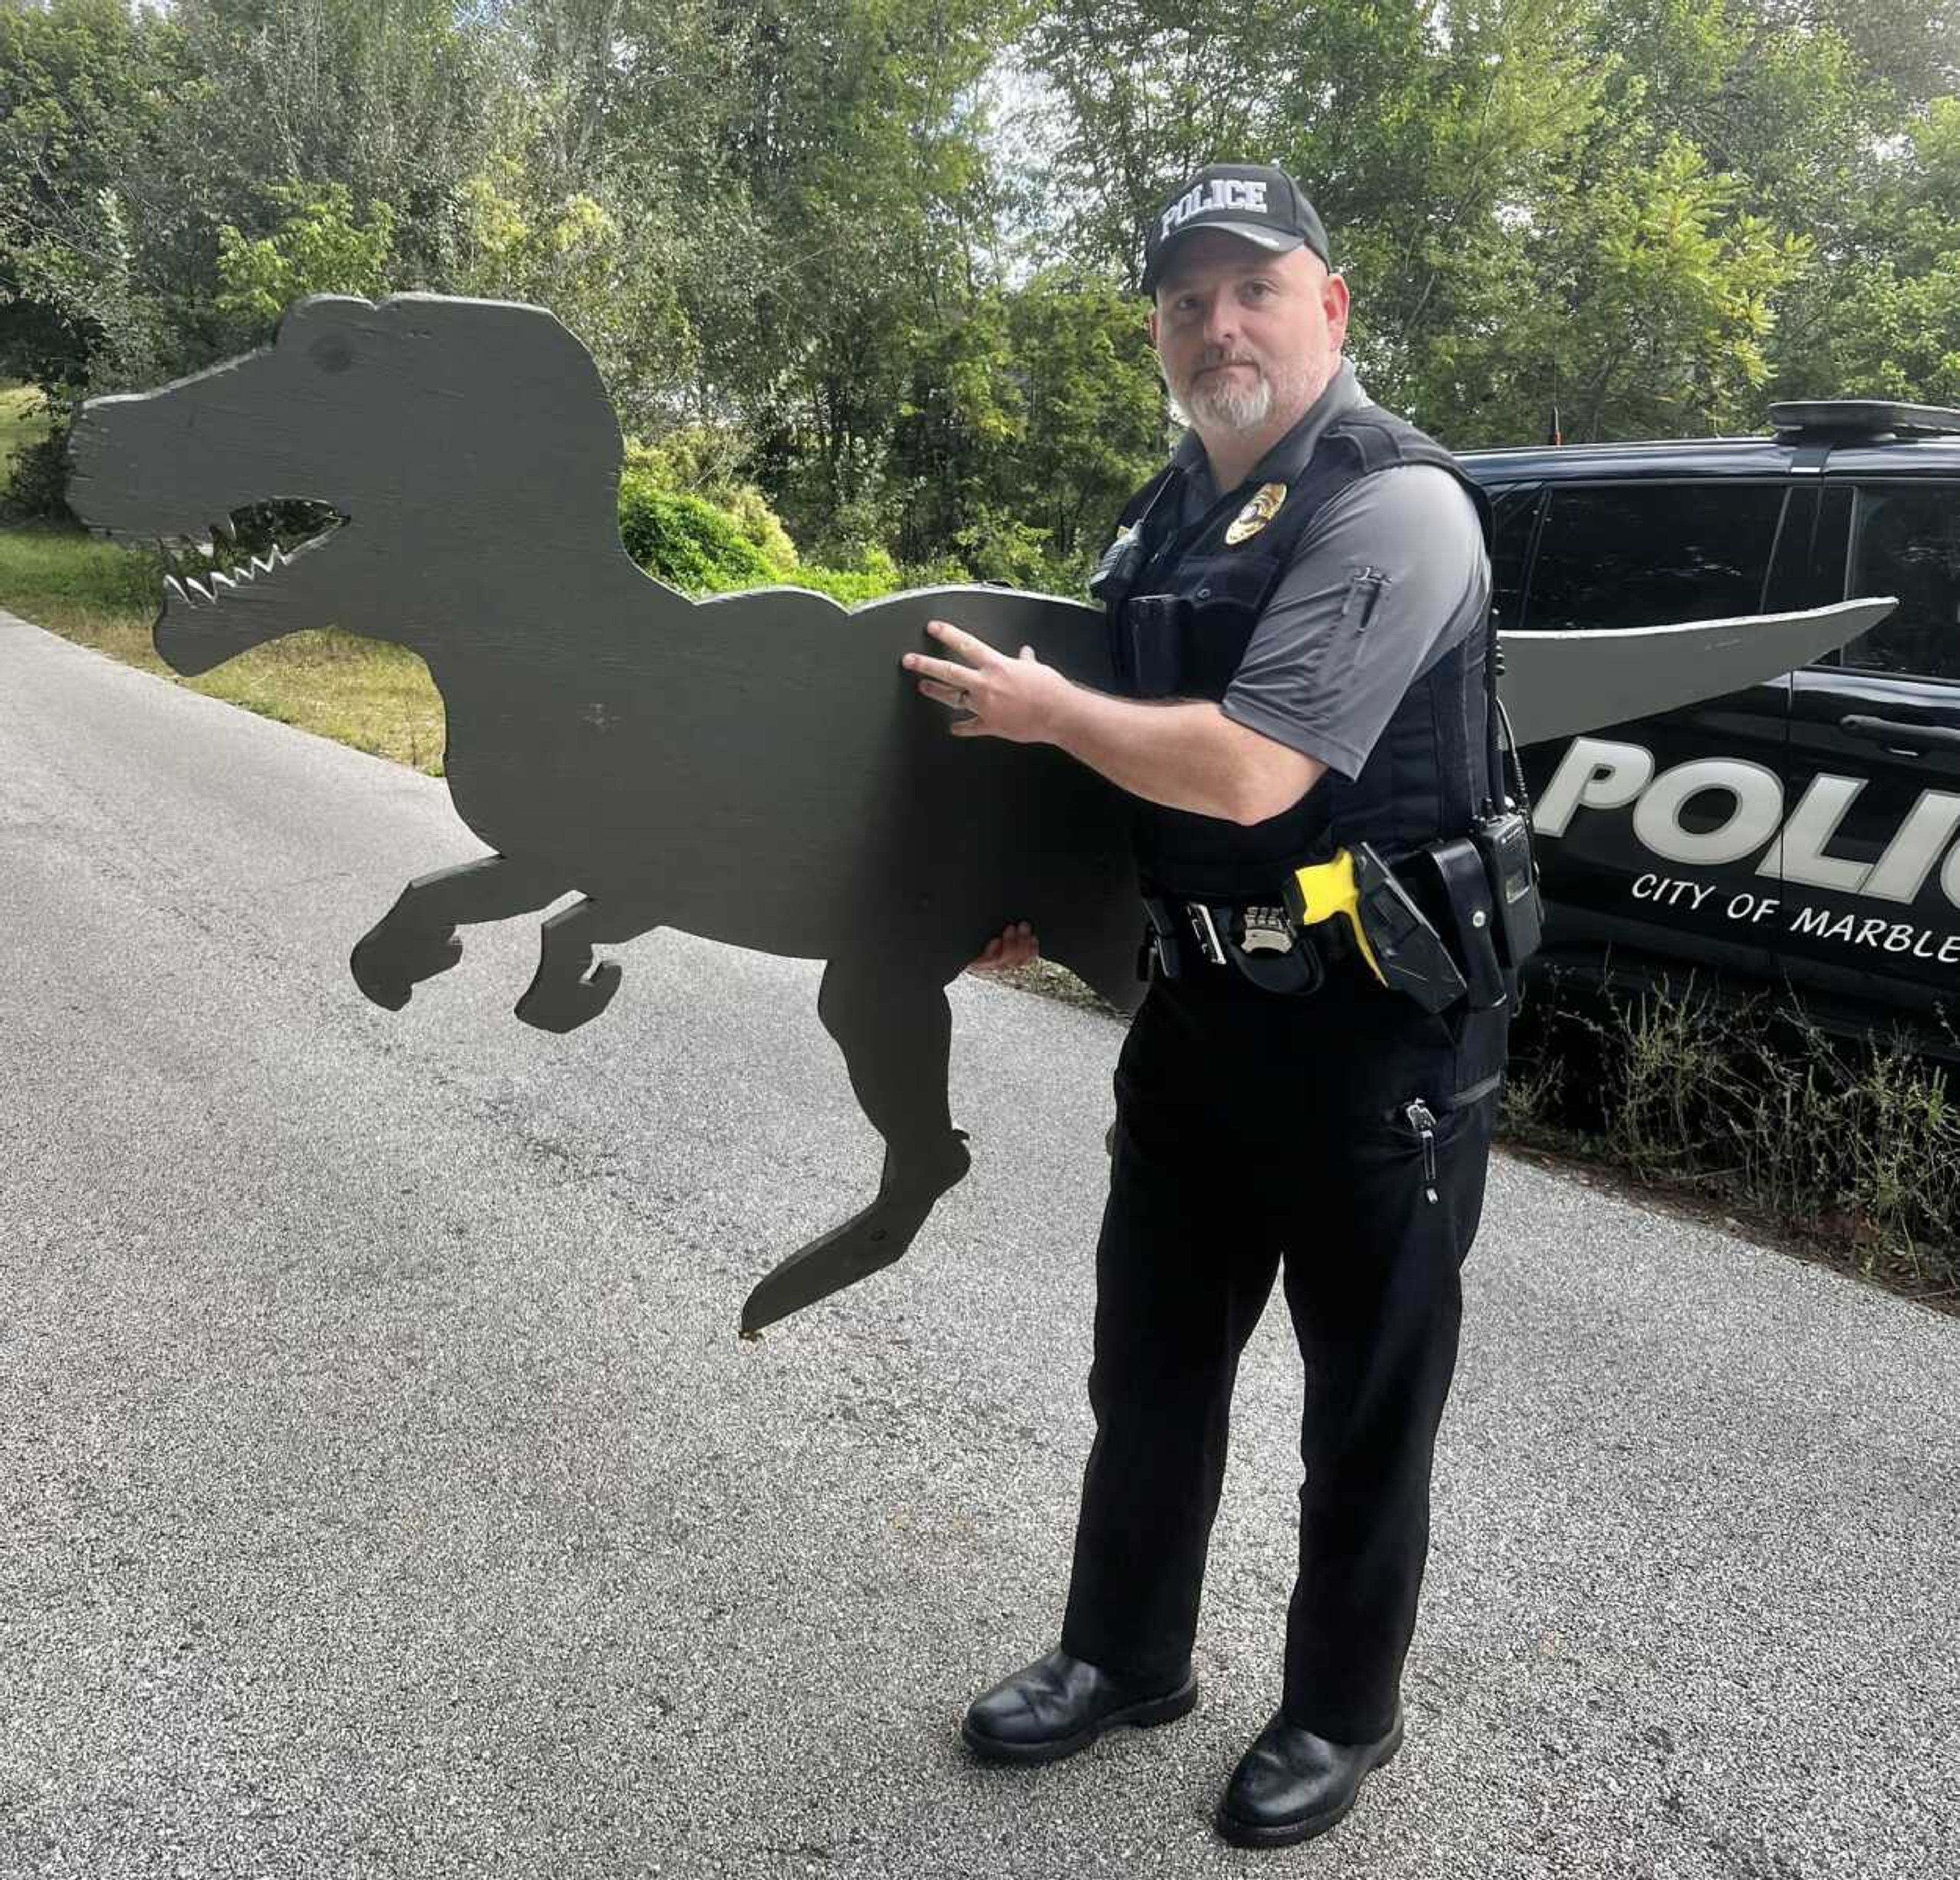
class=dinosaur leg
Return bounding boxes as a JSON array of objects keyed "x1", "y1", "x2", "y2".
[
  {"x1": 514, "y1": 895, "x2": 628, "y2": 1034},
  {"x1": 740, "y1": 961, "x2": 972, "y2": 1336},
  {"x1": 350, "y1": 855, "x2": 561, "y2": 1011}
]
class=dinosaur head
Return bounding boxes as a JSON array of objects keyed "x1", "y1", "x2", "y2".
[{"x1": 68, "y1": 295, "x2": 625, "y2": 675}]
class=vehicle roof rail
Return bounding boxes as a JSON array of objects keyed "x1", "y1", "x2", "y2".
[{"x1": 1769, "y1": 399, "x2": 1960, "y2": 441}]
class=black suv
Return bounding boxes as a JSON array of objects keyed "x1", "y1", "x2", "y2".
[{"x1": 1458, "y1": 401, "x2": 1960, "y2": 1046}]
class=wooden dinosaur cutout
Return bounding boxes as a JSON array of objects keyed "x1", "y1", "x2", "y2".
[{"x1": 66, "y1": 294, "x2": 1891, "y2": 1332}]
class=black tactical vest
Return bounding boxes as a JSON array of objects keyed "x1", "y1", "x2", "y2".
[{"x1": 1093, "y1": 407, "x2": 1496, "y2": 900}]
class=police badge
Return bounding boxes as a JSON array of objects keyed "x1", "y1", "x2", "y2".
[{"x1": 1224, "y1": 481, "x2": 1287, "y2": 545}]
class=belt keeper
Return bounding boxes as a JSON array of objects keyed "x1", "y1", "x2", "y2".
[
  {"x1": 1141, "y1": 896, "x2": 1186, "y2": 979},
  {"x1": 1186, "y1": 901, "x2": 1228, "y2": 966}
]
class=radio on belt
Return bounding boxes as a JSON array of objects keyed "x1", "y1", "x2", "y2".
[{"x1": 1471, "y1": 809, "x2": 1542, "y2": 970}]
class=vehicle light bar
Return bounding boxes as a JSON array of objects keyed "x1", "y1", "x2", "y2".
[{"x1": 1769, "y1": 399, "x2": 1960, "y2": 440}]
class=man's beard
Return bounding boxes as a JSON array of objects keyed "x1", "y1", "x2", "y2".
[{"x1": 1180, "y1": 355, "x2": 1308, "y2": 433}]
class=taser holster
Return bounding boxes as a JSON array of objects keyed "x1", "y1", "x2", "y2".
[{"x1": 1286, "y1": 846, "x2": 1468, "y2": 1016}]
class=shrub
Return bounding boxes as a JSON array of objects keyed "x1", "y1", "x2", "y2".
[
  {"x1": 955, "y1": 511, "x2": 1060, "y2": 590},
  {"x1": 619, "y1": 434, "x2": 799, "y2": 570},
  {"x1": 776, "y1": 548, "x2": 977, "y2": 607},
  {"x1": 616, "y1": 479, "x2": 779, "y2": 593},
  {"x1": 2, "y1": 431, "x2": 77, "y2": 523},
  {"x1": 1506, "y1": 971, "x2": 1960, "y2": 1303}
]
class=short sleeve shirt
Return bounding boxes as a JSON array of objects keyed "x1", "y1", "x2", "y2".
[{"x1": 1170, "y1": 364, "x2": 1491, "y2": 780}]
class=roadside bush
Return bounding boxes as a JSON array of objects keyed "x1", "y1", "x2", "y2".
[
  {"x1": 2, "y1": 432, "x2": 76, "y2": 523},
  {"x1": 620, "y1": 434, "x2": 799, "y2": 571},
  {"x1": 775, "y1": 553, "x2": 896, "y2": 607},
  {"x1": 612, "y1": 461, "x2": 955, "y2": 604},
  {"x1": 783, "y1": 548, "x2": 978, "y2": 607},
  {"x1": 1506, "y1": 972, "x2": 1960, "y2": 1304},
  {"x1": 616, "y1": 479, "x2": 778, "y2": 593}
]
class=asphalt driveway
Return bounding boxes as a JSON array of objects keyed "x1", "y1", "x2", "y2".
[{"x1": 3, "y1": 612, "x2": 1954, "y2": 1879}]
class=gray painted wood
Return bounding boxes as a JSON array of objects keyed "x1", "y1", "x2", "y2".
[
  {"x1": 1499, "y1": 601, "x2": 1893, "y2": 747},
  {"x1": 64, "y1": 293, "x2": 1887, "y2": 1331}
]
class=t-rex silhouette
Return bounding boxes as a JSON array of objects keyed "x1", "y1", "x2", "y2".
[{"x1": 65, "y1": 293, "x2": 1891, "y2": 1333}]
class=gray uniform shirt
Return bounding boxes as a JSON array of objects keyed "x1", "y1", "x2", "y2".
[{"x1": 1171, "y1": 363, "x2": 1491, "y2": 780}]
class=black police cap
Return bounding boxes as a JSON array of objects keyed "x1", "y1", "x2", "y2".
[{"x1": 1141, "y1": 163, "x2": 1332, "y2": 295}]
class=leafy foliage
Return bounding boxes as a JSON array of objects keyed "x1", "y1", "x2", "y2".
[
  {"x1": 216, "y1": 183, "x2": 399, "y2": 327},
  {"x1": 616, "y1": 476, "x2": 780, "y2": 594},
  {"x1": 0, "y1": 0, "x2": 189, "y2": 393},
  {"x1": 4, "y1": 0, "x2": 1958, "y2": 560}
]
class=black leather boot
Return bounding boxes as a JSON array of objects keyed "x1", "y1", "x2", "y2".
[
  {"x1": 961, "y1": 1649, "x2": 1197, "y2": 1764},
  {"x1": 1214, "y1": 1707, "x2": 1405, "y2": 1847}
]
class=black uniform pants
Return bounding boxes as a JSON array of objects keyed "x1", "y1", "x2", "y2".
[{"x1": 1059, "y1": 958, "x2": 1498, "y2": 1745}]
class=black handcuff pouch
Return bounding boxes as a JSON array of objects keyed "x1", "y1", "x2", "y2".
[
  {"x1": 1407, "y1": 838, "x2": 1516, "y2": 1109},
  {"x1": 1414, "y1": 839, "x2": 1509, "y2": 1015}
]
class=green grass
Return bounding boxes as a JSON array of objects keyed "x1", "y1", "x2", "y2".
[{"x1": 0, "y1": 523, "x2": 450, "y2": 772}]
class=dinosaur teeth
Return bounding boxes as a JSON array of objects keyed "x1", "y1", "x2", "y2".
[{"x1": 158, "y1": 538, "x2": 311, "y2": 613}]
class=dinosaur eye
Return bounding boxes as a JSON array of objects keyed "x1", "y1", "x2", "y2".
[{"x1": 308, "y1": 334, "x2": 355, "y2": 374}]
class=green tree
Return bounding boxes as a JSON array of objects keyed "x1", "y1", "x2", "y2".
[
  {"x1": 1769, "y1": 97, "x2": 1960, "y2": 406},
  {"x1": 1511, "y1": 138, "x2": 1808, "y2": 440},
  {"x1": 0, "y1": 0, "x2": 190, "y2": 396},
  {"x1": 617, "y1": 0, "x2": 1018, "y2": 552},
  {"x1": 447, "y1": 157, "x2": 696, "y2": 437},
  {"x1": 215, "y1": 182, "x2": 399, "y2": 329},
  {"x1": 8, "y1": 0, "x2": 1957, "y2": 552},
  {"x1": 161, "y1": 0, "x2": 502, "y2": 285},
  {"x1": 1019, "y1": 0, "x2": 1929, "y2": 447},
  {"x1": 1802, "y1": 0, "x2": 1960, "y2": 109}
]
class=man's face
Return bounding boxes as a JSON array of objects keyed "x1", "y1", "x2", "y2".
[{"x1": 1149, "y1": 231, "x2": 1350, "y2": 437}]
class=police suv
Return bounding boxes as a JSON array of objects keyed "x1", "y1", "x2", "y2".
[{"x1": 1458, "y1": 401, "x2": 1960, "y2": 1048}]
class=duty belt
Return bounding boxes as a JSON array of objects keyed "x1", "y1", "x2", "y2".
[
  {"x1": 1141, "y1": 891, "x2": 1331, "y2": 995},
  {"x1": 1142, "y1": 846, "x2": 1471, "y2": 1012}
]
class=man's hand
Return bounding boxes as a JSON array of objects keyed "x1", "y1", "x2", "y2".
[
  {"x1": 967, "y1": 921, "x2": 1038, "y2": 974},
  {"x1": 903, "y1": 620, "x2": 1073, "y2": 744}
]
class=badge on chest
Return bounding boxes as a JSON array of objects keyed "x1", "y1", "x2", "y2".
[{"x1": 1224, "y1": 482, "x2": 1288, "y2": 545}]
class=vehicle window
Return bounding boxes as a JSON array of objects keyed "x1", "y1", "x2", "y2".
[
  {"x1": 1524, "y1": 482, "x2": 1786, "y2": 630},
  {"x1": 1767, "y1": 485, "x2": 1855, "y2": 655},
  {"x1": 1487, "y1": 485, "x2": 1540, "y2": 632},
  {"x1": 1841, "y1": 484, "x2": 1960, "y2": 680}
]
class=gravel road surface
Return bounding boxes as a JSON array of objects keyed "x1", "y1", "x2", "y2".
[{"x1": 3, "y1": 611, "x2": 1955, "y2": 1880}]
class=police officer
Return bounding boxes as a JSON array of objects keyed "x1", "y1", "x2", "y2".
[{"x1": 902, "y1": 162, "x2": 1503, "y2": 1848}]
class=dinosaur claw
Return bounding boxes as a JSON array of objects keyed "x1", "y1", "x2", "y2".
[
  {"x1": 349, "y1": 930, "x2": 461, "y2": 1010},
  {"x1": 739, "y1": 1134, "x2": 973, "y2": 1334},
  {"x1": 515, "y1": 959, "x2": 621, "y2": 1033}
]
